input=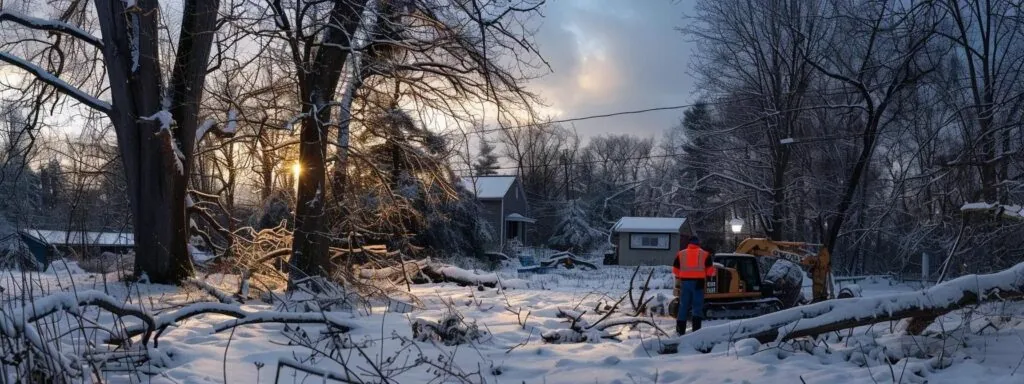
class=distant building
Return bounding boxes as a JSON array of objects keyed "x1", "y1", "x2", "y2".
[
  {"x1": 460, "y1": 175, "x2": 535, "y2": 251},
  {"x1": 18, "y1": 229, "x2": 133, "y2": 270},
  {"x1": 610, "y1": 217, "x2": 693, "y2": 266}
]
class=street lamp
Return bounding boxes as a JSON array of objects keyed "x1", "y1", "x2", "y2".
[{"x1": 730, "y1": 218, "x2": 744, "y2": 234}]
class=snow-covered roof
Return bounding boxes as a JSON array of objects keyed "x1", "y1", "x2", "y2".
[
  {"x1": 19, "y1": 229, "x2": 133, "y2": 247},
  {"x1": 460, "y1": 176, "x2": 517, "y2": 199},
  {"x1": 506, "y1": 213, "x2": 536, "y2": 223},
  {"x1": 611, "y1": 217, "x2": 686, "y2": 233}
]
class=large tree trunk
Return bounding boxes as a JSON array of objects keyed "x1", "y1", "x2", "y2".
[
  {"x1": 291, "y1": 0, "x2": 369, "y2": 281},
  {"x1": 94, "y1": 0, "x2": 219, "y2": 284},
  {"x1": 662, "y1": 261, "x2": 1024, "y2": 353}
]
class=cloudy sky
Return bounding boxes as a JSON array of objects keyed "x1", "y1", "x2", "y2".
[{"x1": 526, "y1": 0, "x2": 699, "y2": 141}]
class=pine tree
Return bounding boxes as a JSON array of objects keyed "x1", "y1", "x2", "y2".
[
  {"x1": 473, "y1": 138, "x2": 500, "y2": 176},
  {"x1": 548, "y1": 199, "x2": 605, "y2": 253},
  {"x1": 39, "y1": 158, "x2": 66, "y2": 211},
  {"x1": 673, "y1": 102, "x2": 725, "y2": 238}
]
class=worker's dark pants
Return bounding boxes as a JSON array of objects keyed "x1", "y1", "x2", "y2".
[{"x1": 678, "y1": 279, "x2": 704, "y2": 321}]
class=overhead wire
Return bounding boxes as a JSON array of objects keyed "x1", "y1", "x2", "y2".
[
  {"x1": 442, "y1": 85, "x2": 876, "y2": 139},
  {"x1": 450, "y1": 132, "x2": 868, "y2": 174}
]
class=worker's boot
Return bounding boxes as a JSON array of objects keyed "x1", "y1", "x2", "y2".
[
  {"x1": 692, "y1": 317, "x2": 703, "y2": 331},
  {"x1": 676, "y1": 321, "x2": 687, "y2": 336}
]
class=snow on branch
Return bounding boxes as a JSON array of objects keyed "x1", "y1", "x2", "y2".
[
  {"x1": 210, "y1": 310, "x2": 357, "y2": 334},
  {"x1": 421, "y1": 263, "x2": 501, "y2": 288},
  {"x1": 109, "y1": 301, "x2": 360, "y2": 346},
  {"x1": 654, "y1": 261, "x2": 1024, "y2": 353},
  {"x1": 0, "y1": 52, "x2": 112, "y2": 113},
  {"x1": 183, "y1": 278, "x2": 237, "y2": 304},
  {"x1": 0, "y1": 11, "x2": 103, "y2": 48},
  {"x1": 284, "y1": 112, "x2": 308, "y2": 131},
  {"x1": 961, "y1": 202, "x2": 1024, "y2": 220},
  {"x1": 142, "y1": 107, "x2": 186, "y2": 175},
  {"x1": 140, "y1": 109, "x2": 173, "y2": 130},
  {"x1": 358, "y1": 258, "x2": 428, "y2": 280},
  {"x1": 194, "y1": 109, "x2": 239, "y2": 150},
  {"x1": 2, "y1": 290, "x2": 156, "y2": 348},
  {"x1": 108, "y1": 302, "x2": 246, "y2": 345},
  {"x1": 276, "y1": 358, "x2": 361, "y2": 384}
]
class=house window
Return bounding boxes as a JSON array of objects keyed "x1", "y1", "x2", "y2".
[{"x1": 629, "y1": 233, "x2": 669, "y2": 250}]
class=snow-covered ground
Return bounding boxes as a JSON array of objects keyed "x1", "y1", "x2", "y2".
[{"x1": 2, "y1": 262, "x2": 1022, "y2": 383}]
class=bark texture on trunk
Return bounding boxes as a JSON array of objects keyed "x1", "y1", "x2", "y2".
[
  {"x1": 291, "y1": 0, "x2": 369, "y2": 280},
  {"x1": 94, "y1": 0, "x2": 220, "y2": 284}
]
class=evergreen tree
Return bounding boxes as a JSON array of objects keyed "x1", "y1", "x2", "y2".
[
  {"x1": 672, "y1": 102, "x2": 726, "y2": 243},
  {"x1": 0, "y1": 106, "x2": 40, "y2": 224},
  {"x1": 39, "y1": 158, "x2": 66, "y2": 212},
  {"x1": 473, "y1": 138, "x2": 500, "y2": 176},
  {"x1": 548, "y1": 198, "x2": 605, "y2": 253}
]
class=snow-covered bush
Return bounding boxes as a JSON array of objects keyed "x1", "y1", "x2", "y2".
[
  {"x1": 412, "y1": 310, "x2": 486, "y2": 346},
  {"x1": 0, "y1": 236, "x2": 36, "y2": 271}
]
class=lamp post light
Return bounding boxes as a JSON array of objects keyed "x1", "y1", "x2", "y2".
[
  {"x1": 730, "y1": 218, "x2": 744, "y2": 234},
  {"x1": 729, "y1": 217, "x2": 744, "y2": 249}
]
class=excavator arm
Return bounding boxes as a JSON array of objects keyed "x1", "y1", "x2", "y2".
[{"x1": 735, "y1": 238, "x2": 833, "y2": 302}]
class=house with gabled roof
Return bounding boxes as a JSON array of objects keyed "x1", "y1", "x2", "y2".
[{"x1": 460, "y1": 175, "x2": 535, "y2": 251}]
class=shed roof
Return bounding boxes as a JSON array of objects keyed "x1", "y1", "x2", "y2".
[
  {"x1": 460, "y1": 175, "x2": 517, "y2": 199},
  {"x1": 611, "y1": 217, "x2": 686, "y2": 233},
  {"x1": 19, "y1": 229, "x2": 133, "y2": 247}
]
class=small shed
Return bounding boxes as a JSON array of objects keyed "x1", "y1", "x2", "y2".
[
  {"x1": 610, "y1": 217, "x2": 691, "y2": 266},
  {"x1": 18, "y1": 229, "x2": 134, "y2": 270}
]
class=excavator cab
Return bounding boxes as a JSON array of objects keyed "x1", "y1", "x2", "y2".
[{"x1": 713, "y1": 254, "x2": 765, "y2": 295}]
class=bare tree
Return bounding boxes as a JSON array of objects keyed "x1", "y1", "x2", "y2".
[
  {"x1": 685, "y1": 0, "x2": 826, "y2": 240},
  {"x1": 806, "y1": 0, "x2": 942, "y2": 255},
  {"x1": 938, "y1": 0, "x2": 1024, "y2": 203},
  {"x1": 0, "y1": 1, "x2": 222, "y2": 283}
]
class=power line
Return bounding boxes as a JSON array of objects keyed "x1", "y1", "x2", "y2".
[
  {"x1": 446, "y1": 99, "x2": 753, "y2": 138},
  {"x1": 452, "y1": 132, "x2": 866, "y2": 174},
  {"x1": 446, "y1": 85, "x2": 880, "y2": 139}
]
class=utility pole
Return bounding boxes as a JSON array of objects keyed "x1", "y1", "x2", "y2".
[{"x1": 562, "y1": 150, "x2": 571, "y2": 200}]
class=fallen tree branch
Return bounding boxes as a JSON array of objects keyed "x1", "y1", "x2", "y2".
[
  {"x1": 1, "y1": 290, "x2": 156, "y2": 347},
  {"x1": 107, "y1": 301, "x2": 357, "y2": 346},
  {"x1": 543, "y1": 303, "x2": 668, "y2": 344},
  {"x1": 654, "y1": 261, "x2": 1024, "y2": 353},
  {"x1": 184, "y1": 278, "x2": 238, "y2": 304},
  {"x1": 358, "y1": 258, "x2": 429, "y2": 281},
  {"x1": 275, "y1": 357, "x2": 360, "y2": 384},
  {"x1": 420, "y1": 263, "x2": 500, "y2": 288}
]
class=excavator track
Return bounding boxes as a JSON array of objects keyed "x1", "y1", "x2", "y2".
[
  {"x1": 669, "y1": 297, "x2": 784, "y2": 320},
  {"x1": 702, "y1": 298, "x2": 783, "y2": 320}
]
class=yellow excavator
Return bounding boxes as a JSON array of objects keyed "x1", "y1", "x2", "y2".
[{"x1": 670, "y1": 238, "x2": 838, "y2": 320}]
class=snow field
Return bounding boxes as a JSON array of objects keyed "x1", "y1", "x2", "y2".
[{"x1": 1, "y1": 263, "x2": 1022, "y2": 383}]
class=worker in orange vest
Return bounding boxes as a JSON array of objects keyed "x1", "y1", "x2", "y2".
[{"x1": 672, "y1": 236, "x2": 716, "y2": 335}]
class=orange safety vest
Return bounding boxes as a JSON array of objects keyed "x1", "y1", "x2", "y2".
[{"x1": 673, "y1": 245, "x2": 717, "y2": 279}]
